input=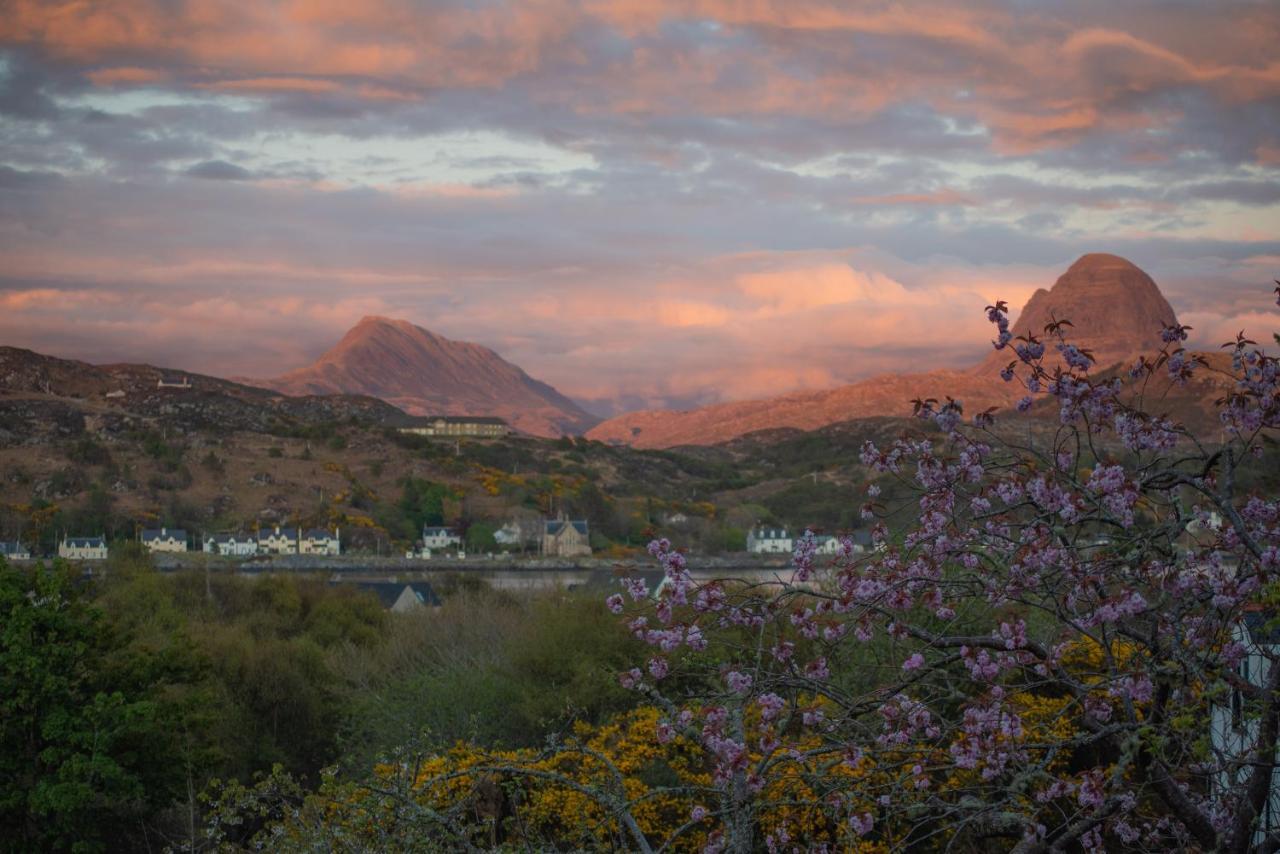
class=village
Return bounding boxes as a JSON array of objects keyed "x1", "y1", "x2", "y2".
[{"x1": 0, "y1": 523, "x2": 872, "y2": 563}]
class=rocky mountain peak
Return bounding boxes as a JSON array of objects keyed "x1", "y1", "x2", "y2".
[
  {"x1": 1001, "y1": 253, "x2": 1178, "y2": 366},
  {"x1": 255, "y1": 317, "x2": 598, "y2": 437}
]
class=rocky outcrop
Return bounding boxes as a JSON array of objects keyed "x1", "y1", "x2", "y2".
[{"x1": 245, "y1": 316, "x2": 598, "y2": 438}]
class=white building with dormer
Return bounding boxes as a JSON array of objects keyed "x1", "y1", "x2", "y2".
[
  {"x1": 142, "y1": 527, "x2": 188, "y2": 553},
  {"x1": 300, "y1": 528, "x2": 341, "y2": 556},
  {"x1": 59, "y1": 535, "x2": 108, "y2": 560},
  {"x1": 421, "y1": 526, "x2": 462, "y2": 552},
  {"x1": 258, "y1": 526, "x2": 299, "y2": 555},
  {"x1": 747, "y1": 527, "x2": 792, "y2": 554},
  {"x1": 203, "y1": 533, "x2": 258, "y2": 557}
]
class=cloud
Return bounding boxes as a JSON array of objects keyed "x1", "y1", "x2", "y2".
[{"x1": 0, "y1": 2, "x2": 1278, "y2": 412}]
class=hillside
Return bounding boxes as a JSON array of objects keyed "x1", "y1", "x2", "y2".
[
  {"x1": 588, "y1": 254, "x2": 1194, "y2": 448},
  {"x1": 245, "y1": 316, "x2": 599, "y2": 438}
]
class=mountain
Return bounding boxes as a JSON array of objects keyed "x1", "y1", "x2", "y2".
[
  {"x1": 978, "y1": 252, "x2": 1178, "y2": 374},
  {"x1": 247, "y1": 316, "x2": 599, "y2": 438},
  {"x1": 587, "y1": 254, "x2": 1194, "y2": 449}
]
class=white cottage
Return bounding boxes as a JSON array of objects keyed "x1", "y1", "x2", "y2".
[
  {"x1": 59, "y1": 535, "x2": 108, "y2": 560},
  {"x1": 258, "y1": 526, "x2": 299, "y2": 555},
  {"x1": 300, "y1": 528, "x2": 341, "y2": 556},
  {"x1": 421, "y1": 526, "x2": 462, "y2": 552},
  {"x1": 1211, "y1": 612, "x2": 1280, "y2": 844},
  {"x1": 203, "y1": 533, "x2": 258, "y2": 557},
  {"x1": 747, "y1": 527, "x2": 792, "y2": 554},
  {"x1": 0, "y1": 540, "x2": 31, "y2": 560},
  {"x1": 141, "y1": 527, "x2": 188, "y2": 553}
]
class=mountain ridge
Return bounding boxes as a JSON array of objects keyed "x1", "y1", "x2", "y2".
[{"x1": 588, "y1": 253, "x2": 1192, "y2": 448}]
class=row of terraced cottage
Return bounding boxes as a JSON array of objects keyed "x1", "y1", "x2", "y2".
[{"x1": 5, "y1": 526, "x2": 343, "y2": 561}]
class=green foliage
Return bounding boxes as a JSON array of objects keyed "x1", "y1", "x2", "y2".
[
  {"x1": 465, "y1": 521, "x2": 497, "y2": 551},
  {"x1": 763, "y1": 478, "x2": 863, "y2": 530},
  {"x1": 333, "y1": 591, "x2": 644, "y2": 772},
  {"x1": 267, "y1": 446, "x2": 284, "y2": 459},
  {"x1": 391, "y1": 477, "x2": 457, "y2": 536},
  {"x1": 326, "y1": 434, "x2": 348, "y2": 451},
  {"x1": 0, "y1": 560, "x2": 202, "y2": 851}
]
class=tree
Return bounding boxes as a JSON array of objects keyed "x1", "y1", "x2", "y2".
[
  {"x1": 589, "y1": 287, "x2": 1280, "y2": 851},
  {"x1": 0, "y1": 561, "x2": 179, "y2": 851},
  {"x1": 188, "y1": 285, "x2": 1280, "y2": 852}
]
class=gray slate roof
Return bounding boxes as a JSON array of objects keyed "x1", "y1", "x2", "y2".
[
  {"x1": 340, "y1": 581, "x2": 442, "y2": 609},
  {"x1": 545, "y1": 520, "x2": 589, "y2": 536},
  {"x1": 142, "y1": 528, "x2": 187, "y2": 542}
]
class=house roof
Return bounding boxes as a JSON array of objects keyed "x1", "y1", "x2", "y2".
[
  {"x1": 422, "y1": 526, "x2": 458, "y2": 536},
  {"x1": 208, "y1": 533, "x2": 254, "y2": 544},
  {"x1": 0, "y1": 541, "x2": 28, "y2": 555},
  {"x1": 340, "y1": 580, "x2": 442, "y2": 609},
  {"x1": 142, "y1": 528, "x2": 187, "y2": 542},
  {"x1": 752, "y1": 528, "x2": 790, "y2": 539},
  {"x1": 259, "y1": 527, "x2": 299, "y2": 538},
  {"x1": 65, "y1": 536, "x2": 106, "y2": 548},
  {"x1": 391, "y1": 414, "x2": 508, "y2": 428},
  {"x1": 545, "y1": 520, "x2": 589, "y2": 536},
  {"x1": 425, "y1": 415, "x2": 508, "y2": 425},
  {"x1": 302, "y1": 528, "x2": 336, "y2": 540}
]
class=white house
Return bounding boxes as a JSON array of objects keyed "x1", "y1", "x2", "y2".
[
  {"x1": 421, "y1": 526, "x2": 462, "y2": 552},
  {"x1": 203, "y1": 533, "x2": 258, "y2": 557},
  {"x1": 747, "y1": 527, "x2": 793, "y2": 554},
  {"x1": 141, "y1": 527, "x2": 188, "y2": 553},
  {"x1": 0, "y1": 540, "x2": 31, "y2": 560},
  {"x1": 258, "y1": 526, "x2": 299, "y2": 554},
  {"x1": 1211, "y1": 612, "x2": 1280, "y2": 844},
  {"x1": 494, "y1": 520, "x2": 535, "y2": 548},
  {"x1": 59, "y1": 535, "x2": 108, "y2": 560},
  {"x1": 300, "y1": 527, "x2": 341, "y2": 556}
]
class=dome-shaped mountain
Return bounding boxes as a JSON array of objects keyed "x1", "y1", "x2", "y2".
[
  {"x1": 252, "y1": 317, "x2": 598, "y2": 437},
  {"x1": 983, "y1": 253, "x2": 1178, "y2": 371},
  {"x1": 589, "y1": 254, "x2": 1192, "y2": 448}
]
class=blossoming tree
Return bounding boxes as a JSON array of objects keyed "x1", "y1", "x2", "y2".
[{"x1": 605, "y1": 284, "x2": 1280, "y2": 852}]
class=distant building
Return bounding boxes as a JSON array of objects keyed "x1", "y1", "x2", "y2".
[
  {"x1": 1211, "y1": 612, "x2": 1280, "y2": 845},
  {"x1": 421, "y1": 526, "x2": 462, "y2": 552},
  {"x1": 814, "y1": 534, "x2": 841, "y2": 555},
  {"x1": 340, "y1": 580, "x2": 443, "y2": 613},
  {"x1": 300, "y1": 527, "x2": 341, "y2": 556},
  {"x1": 394, "y1": 415, "x2": 510, "y2": 439},
  {"x1": 747, "y1": 527, "x2": 792, "y2": 554},
  {"x1": 59, "y1": 535, "x2": 108, "y2": 560},
  {"x1": 156, "y1": 372, "x2": 191, "y2": 389},
  {"x1": 0, "y1": 540, "x2": 31, "y2": 560},
  {"x1": 493, "y1": 520, "x2": 534, "y2": 548},
  {"x1": 203, "y1": 533, "x2": 258, "y2": 557},
  {"x1": 142, "y1": 527, "x2": 188, "y2": 553},
  {"x1": 542, "y1": 518, "x2": 591, "y2": 558},
  {"x1": 258, "y1": 526, "x2": 299, "y2": 555}
]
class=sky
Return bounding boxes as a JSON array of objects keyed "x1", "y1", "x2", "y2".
[{"x1": 1, "y1": 1, "x2": 1278, "y2": 417}]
